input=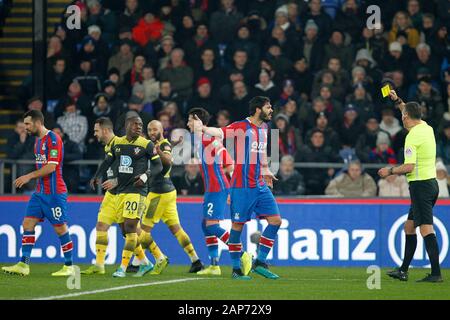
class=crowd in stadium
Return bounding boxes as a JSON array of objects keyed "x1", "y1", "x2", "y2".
[{"x1": 8, "y1": 0, "x2": 450, "y2": 196}]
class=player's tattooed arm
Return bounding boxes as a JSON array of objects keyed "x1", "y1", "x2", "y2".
[
  {"x1": 15, "y1": 163, "x2": 57, "y2": 188},
  {"x1": 156, "y1": 143, "x2": 172, "y2": 166}
]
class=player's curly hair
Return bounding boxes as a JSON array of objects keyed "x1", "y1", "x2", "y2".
[{"x1": 188, "y1": 107, "x2": 211, "y2": 125}]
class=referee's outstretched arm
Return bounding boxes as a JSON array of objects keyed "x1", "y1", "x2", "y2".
[{"x1": 377, "y1": 89, "x2": 415, "y2": 178}]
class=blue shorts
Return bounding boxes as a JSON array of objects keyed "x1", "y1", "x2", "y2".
[
  {"x1": 26, "y1": 192, "x2": 68, "y2": 226},
  {"x1": 203, "y1": 190, "x2": 229, "y2": 220},
  {"x1": 230, "y1": 186, "x2": 280, "y2": 223}
]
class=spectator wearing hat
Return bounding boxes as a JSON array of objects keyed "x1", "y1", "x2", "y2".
[
  {"x1": 115, "y1": 95, "x2": 153, "y2": 136},
  {"x1": 159, "y1": 48, "x2": 194, "y2": 101},
  {"x1": 325, "y1": 160, "x2": 377, "y2": 197},
  {"x1": 254, "y1": 69, "x2": 280, "y2": 103},
  {"x1": 345, "y1": 82, "x2": 374, "y2": 121},
  {"x1": 437, "y1": 121, "x2": 450, "y2": 165},
  {"x1": 105, "y1": 68, "x2": 129, "y2": 101},
  {"x1": 378, "y1": 174, "x2": 410, "y2": 197},
  {"x1": 193, "y1": 48, "x2": 226, "y2": 93},
  {"x1": 52, "y1": 124, "x2": 83, "y2": 193},
  {"x1": 436, "y1": 160, "x2": 450, "y2": 198},
  {"x1": 243, "y1": 9, "x2": 269, "y2": 47},
  {"x1": 87, "y1": 24, "x2": 110, "y2": 61},
  {"x1": 132, "y1": 9, "x2": 165, "y2": 47},
  {"x1": 410, "y1": 76, "x2": 444, "y2": 129},
  {"x1": 354, "y1": 26, "x2": 387, "y2": 67},
  {"x1": 209, "y1": 0, "x2": 244, "y2": 45},
  {"x1": 306, "y1": 111, "x2": 341, "y2": 152},
  {"x1": 368, "y1": 133, "x2": 398, "y2": 166},
  {"x1": 268, "y1": 26, "x2": 298, "y2": 62},
  {"x1": 428, "y1": 22, "x2": 449, "y2": 63},
  {"x1": 246, "y1": 1, "x2": 276, "y2": 25},
  {"x1": 355, "y1": 115, "x2": 391, "y2": 162},
  {"x1": 381, "y1": 41, "x2": 408, "y2": 73},
  {"x1": 380, "y1": 107, "x2": 403, "y2": 139},
  {"x1": 108, "y1": 40, "x2": 134, "y2": 81},
  {"x1": 187, "y1": 77, "x2": 219, "y2": 115},
  {"x1": 337, "y1": 103, "x2": 364, "y2": 148},
  {"x1": 323, "y1": 30, "x2": 354, "y2": 71},
  {"x1": 299, "y1": 19, "x2": 324, "y2": 73},
  {"x1": 407, "y1": 66, "x2": 442, "y2": 99},
  {"x1": 333, "y1": 0, "x2": 365, "y2": 42},
  {"x1": 77, "y1": 35, "x2": 105, "y2": 75},
  {"x1": 274, "y1": 113, "x2": 301, "y2": 157},
  {"x1": 73, "y1": 57, "x2": 102, "y2": 98},
  {"x1": 272, "y1": 5, "x2": 300, "y2": 43},
  {"x1": 85, "y1": 0, "x2": 117, "y2": 45},
  {"x1": 287, "y1": 57, "x2": 313, "y2": 101},
  {"x1": 354, "y1": 48, "x2": 383, "y2": 88},
  {"x1": 388, "y1": 11, "x2": 420, "y2": 48},
  {"x1": 301, "y1": 0, "x2": 333, "y2": 40},
  {"x1": 296, "y1": 128, "x2": 340, "y2": 195},
  {"x1": 119, "y1": 0, "x2": 142, "y2": 31},
  {"x1": 45, "y1": 57, "x2": 73, "y2": 101},
  {"x1": 102, "y1": 79, "x2": 127, "y2": 116},
  {"x1": 123, "y1": 53, "x2": 146, "y2": 91},
  {"x1": 273, "y1": 155, "x2": 305, "y2": 196},
  {"x1": 56, "y1": 99, "x2": 89, "y2": 150}
]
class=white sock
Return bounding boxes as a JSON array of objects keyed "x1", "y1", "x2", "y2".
[{"x1": 131, "y1": 256, "x2": 141, "y2": 266}]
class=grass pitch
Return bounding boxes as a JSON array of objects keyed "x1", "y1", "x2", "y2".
[{"x1": 1, "y1": 264, "x2": 449, "y2": 300}]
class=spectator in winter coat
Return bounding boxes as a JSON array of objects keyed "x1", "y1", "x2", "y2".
[
  {"x1": 159, "y1": 48, "x2": 194, "y2": 101},
  {"x1": 273, "y1": 155, "x2": 305, "y2": 196},
  {"x1": 325, "y1": 161, "x2": 377, "y2": 197},
  {"x1": 436, "y1": 160, "x2": 450, "y2": 198},
  {"x1": 378, "y1": 175, "x2": 410, "y2": 197},
  {"x1": 56, "y1": 100, "x2": 88, "y2": 150}
]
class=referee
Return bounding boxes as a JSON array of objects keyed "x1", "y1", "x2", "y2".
[{"x1": 378, "y1": 89, "x2": 442, "y2": 283}]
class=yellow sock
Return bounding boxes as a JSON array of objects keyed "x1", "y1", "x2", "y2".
[
  {"x1": 175, "y1": 229, "x2": 198, "y2": 262},
  {"x1": 139, "y1": 231, "x2": 164, "y2": 261},
  {"x1": 134, "y1": 244, "x2": 147, "y2": 262},
  {"x1": 121, "y1": 233, "x2": 137, "y2": 270},
  {"x1": 95, "y1": 231, "x2": 108, "y2": 266}
]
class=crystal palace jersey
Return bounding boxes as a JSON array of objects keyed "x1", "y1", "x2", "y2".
[
  {"x1": 196, "y1": 134, "x2": 233, "y2": 193},
  {"x1": 220, "y1": 118, "x2": 268, "y2": 189},
  {"x1": 34, "y1": 130, "x2": 67, "y2": 194}
]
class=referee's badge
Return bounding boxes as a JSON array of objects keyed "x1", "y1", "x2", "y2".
[{"x1": 405, "y1": 147, "x2": 413, "y2": 157}]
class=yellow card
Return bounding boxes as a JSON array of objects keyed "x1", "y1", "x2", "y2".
[{"x1": 381, "y1": 84, "x2": 391, "y2": 98}]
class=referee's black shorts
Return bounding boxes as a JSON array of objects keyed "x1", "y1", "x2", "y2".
[{"x1": 407, "y1": 178, "x2": 439, "y2": 227}]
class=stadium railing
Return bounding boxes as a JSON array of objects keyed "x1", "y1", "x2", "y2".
[{"x1": 0, "y1": 159, "x2": 427, "y2": 195}]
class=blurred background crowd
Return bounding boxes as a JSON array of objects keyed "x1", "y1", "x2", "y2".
[{"x1": 5, "y1": 0, "x2": 450, "y2": 196}]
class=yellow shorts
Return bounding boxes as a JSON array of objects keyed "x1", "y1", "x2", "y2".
[
  {"x1": 142, "y1": 190, "x2": 179, "y2": 228},
  {"x1": 97, "y1": 191, "x2": 121, "y2": 225},
  {"x1": 116, "y1": 193, "x2": 146, "y2": 221}
]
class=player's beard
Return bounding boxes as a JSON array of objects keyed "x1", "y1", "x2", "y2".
[
  {"x1": 150, "y1": 132, "x2": 161, "y2": 142},
  {"x1": 260, "y1": 111, "x2": 272, "y2": 122}
]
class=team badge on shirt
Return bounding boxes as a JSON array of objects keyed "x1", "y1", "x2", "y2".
[
  {"x1": 134, "y1": 147, "x2": 140, "y2": 155},
  {"x1": 50, "y1": 149, "x2": 58, "y2": 157}
]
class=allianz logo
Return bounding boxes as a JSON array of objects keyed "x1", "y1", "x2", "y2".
[{"x1": 388, "y1": 214, "x2": 449, "y2": 267}]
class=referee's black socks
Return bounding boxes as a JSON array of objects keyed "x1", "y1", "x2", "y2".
[
  {"x1": 400, "y1": 234, "x2": 417, "y2": 272},
  {"x1": 424, "y1": 233, "x2": 441, "y2": 276}
]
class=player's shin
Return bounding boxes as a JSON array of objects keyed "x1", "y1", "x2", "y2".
[
  {"x1": 20, "y1": 230, "x2": 36, "y2": 265},
  {"x1": 256, "y1": 224, "x2": 280, "y2": 264},
  {"x1": 228, "y1": 229, "x2": 243, "y2": 270},
  {"x1": 175, "y1": 229, "x2": 199, "y2": 262},
  {"x1": 59, "y1": 232, "x2": 74, "y2": 266},
  {"x1": 139, "y1": 230, "x2": 164, "y2": 261},
  {"x1": 95, "y1": 231, "x2": 108, "y2": 267},
  {"x1": 120, "y1": 233, "x2": 137, "y2": 271}
]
